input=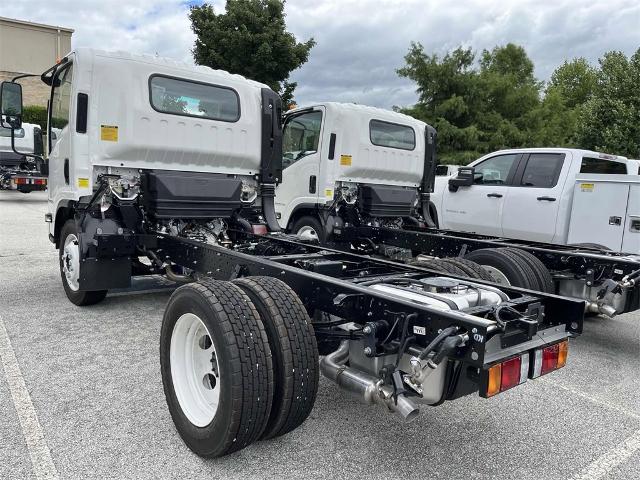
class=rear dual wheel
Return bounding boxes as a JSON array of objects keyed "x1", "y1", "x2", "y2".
[
  {"x1": 160, "y1": 277, "x2": 318, "y2": 457},
  {"x1": 465, "y1": 248, "x2": 554, "y2": 293}
]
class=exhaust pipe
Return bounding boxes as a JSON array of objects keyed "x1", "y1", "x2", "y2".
[
  {"x1": 320, "y1": 341, "x2": 420, "y2": 422},
  {"x1": 585, "y1": 301, "x2": 617, "y2": 318}
]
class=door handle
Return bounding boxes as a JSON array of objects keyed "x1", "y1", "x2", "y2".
[
  {"x1": 309, "y1": 175, "x2": 317, "y2": 194},
  {"x1": 63, "y1": 158, "x2": 69, "y2": 185},
  {"x1": 537, "y1": 196, "x2": 556, "y2": 202},
  {"x1": 486, "y1": 193, "x2": 503, "y2": 198}
]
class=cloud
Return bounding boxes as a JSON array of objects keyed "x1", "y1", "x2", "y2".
[{"x1": 1, "y1": 0, "x2": 638, "y2": 108}]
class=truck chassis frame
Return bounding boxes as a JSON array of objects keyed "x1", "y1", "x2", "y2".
[{"x1": 336, "y1": 225, "x2": 640, "y2": 314}]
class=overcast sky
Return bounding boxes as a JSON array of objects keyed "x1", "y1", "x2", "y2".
[{"x1": 1, "y1": 0, "x2": 638, "y2": 108}]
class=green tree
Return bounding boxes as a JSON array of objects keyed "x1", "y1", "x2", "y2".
[
  {"x1": 189, "y1": 0, "x2": 315, "y2": 107},
  {"x1": 547, "y1": 58, "x2": 597, "y2": 108},
  {"x1": 397, "y1": 43, "x2": 544, "y2": 163},
  {"x1": 576, "y1": 49, "x2": 640, "y2": 157}
]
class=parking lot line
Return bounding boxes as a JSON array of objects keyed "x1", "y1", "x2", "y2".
[
  {"x1": 0, "y1": 315, "x2": 59, "y2": 480},
  {"x1": 541, "y1": 377, "x2": 640, "y2": 421},
  {"x1": 570, "y1": 429, "x2": 640, "y2": 480}
]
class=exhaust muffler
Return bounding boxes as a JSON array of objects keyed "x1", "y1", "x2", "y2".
[{"x1": 320, "y1": 341, "x2": 419, "y2": 422}]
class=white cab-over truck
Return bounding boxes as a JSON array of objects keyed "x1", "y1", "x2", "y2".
[
  {"x1": 0, "y1": 122, "x2": 47, "y2": 192},
  {"x1": 273, "y1": 108, "x2": 640, "y2": 317},
  {"x1": 433, "y1": 148, "x2": 640, "y2": 252},
  {"x1": 277, "y1": 102, "x2": 432, "y2": 240},
  {"x1": 0, "y1": 48, "x2": 583, "y2": 459}
]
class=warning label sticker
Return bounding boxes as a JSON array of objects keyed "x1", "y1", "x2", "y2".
[
  {"x1": 101, "y1": 125, "x2": 118, "y2": 142},
  {"x1": 78, "y1": 178, "x2": 89, "y2": 188},
  {"x1": 580, "y1": 183, "x2": 594, "y2": 192},
  {"x1": 325, "y1": 189, "x2": 333, "y2": 198},
  {"x1": 340, "y1": 155, "x2": 352, "y2": 166}
]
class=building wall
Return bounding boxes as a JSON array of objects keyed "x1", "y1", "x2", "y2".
[{"x1": 0, "y1": 17, "x2": 73, "y2": 107}]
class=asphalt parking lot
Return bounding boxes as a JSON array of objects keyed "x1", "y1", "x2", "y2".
[{"x1": 0, "y1": 190, "x2": 639, "y2": 480}]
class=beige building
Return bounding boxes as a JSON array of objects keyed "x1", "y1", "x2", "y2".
[{"x1": 0, "y1": 16, "x2": 73, "y2": 106}]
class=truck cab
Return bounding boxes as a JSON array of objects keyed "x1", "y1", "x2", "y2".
[
  {"x1": 432, "y1": 148, "x2": 640, "y2": 251},
  {"x1": 276, "y1": 103, "x2": 435, "y2": 239}
]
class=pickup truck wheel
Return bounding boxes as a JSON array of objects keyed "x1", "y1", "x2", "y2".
[
  {"x1": 441, "y1": 258, "x2": 495, "y2": 282},
  {"x1": 160, "y1": 279, "x2": 274, "y2": 457},
  {"x1": 503, "y1": 248, "x2": 555, "y2": 293},
  {"x1": 464, "y1": 248, "x2": 539, "y2": 289},
  {"x1": 59, "y1": 220, "x2": 108, "y2": 306},
  {"x1": 292, "y1": 216, "x2": 325, "y2": 243},
  {"x1": 234, "y1": 277, "x2": 319, "y2": 440}
]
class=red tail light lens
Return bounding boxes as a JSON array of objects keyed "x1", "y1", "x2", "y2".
[
  {"x1": 500, "y1": 356, "x2": 522, "y2": 392},
  {"x1": 541, "y1": 343, "x2": 559, "y2": 375}
]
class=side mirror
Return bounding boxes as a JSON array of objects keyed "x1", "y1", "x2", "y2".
[
  {"x1": 0, "y1": 81, "x2": 23, "y2": 129},
  {"x1": 448, "y1": 167, "x2": 475, "y2": 192}
]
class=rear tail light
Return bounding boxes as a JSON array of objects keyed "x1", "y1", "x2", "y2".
[
  {"x1": 483, "y1": 353, "x2": 529, "y2": 397},
  {"x1": 530, "y1": 340, "x2": 568, "y2": 379},
  {"x1": 483, "y1": 340, "x2": 569, "y2": 398}
]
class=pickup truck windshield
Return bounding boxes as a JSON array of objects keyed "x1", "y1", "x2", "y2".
[{"x1": 580, "y1": 157, "x2": 627, "y2": 174}]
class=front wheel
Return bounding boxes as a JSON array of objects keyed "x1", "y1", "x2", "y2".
[
  {"x1": 292, "y1": 216, "x2": 325, "y2": 243},
  {"x1": 160, "y1": 279, "x2": 274, "y2": 457},
  {"x1": 59, "y1": 220, "x2": 107, "y2": 306}
]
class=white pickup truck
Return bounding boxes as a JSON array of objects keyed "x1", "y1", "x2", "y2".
[{"x1": 432, "y1": 148, "x2": 640, "y2": 253}]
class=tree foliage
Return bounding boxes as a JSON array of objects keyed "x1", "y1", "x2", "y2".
[
  {"x1": 189, "y1": 0, "x2": 315, "y2": 107},
  {"x1": 398, "y1": 43, "x2": 640, "y2": 163}
]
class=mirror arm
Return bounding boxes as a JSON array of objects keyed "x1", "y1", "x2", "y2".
[
  {"x1": 9, "y1": 128, "x2": 45, "y2": 166},
  {"x1": 11, "y1": 73, "x2": 38, "y2": 83}
]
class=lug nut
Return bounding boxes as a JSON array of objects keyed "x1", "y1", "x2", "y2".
[{"x1": 363, "y1": 347, "x2": 372, "y2": 356}]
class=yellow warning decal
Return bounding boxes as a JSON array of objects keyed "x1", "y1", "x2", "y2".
[
  {"x1": 580, "y1": 183, "x2": 594, "y2": 192},
  {"x1": 325, "y1": 189, "x2": 333, "y2": 198},
  {"x1": 340, "y1": 154, "x2": 352, "y2": 166},
  {"x1": 101, "y1": 125, "x2": 118, "y2": 142},
  {"x1": 78, "y1": 178, "x2": 89, "y2": 188}
]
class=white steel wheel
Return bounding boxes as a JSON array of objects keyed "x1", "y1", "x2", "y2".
[
  {"x1": 480, "y1": 265, "x2": 511, "y2": 286},
  {"x1": 297, "y1": 225, "x2": 319, "y2": 242},
  {"x1": 170, "y1": 313, "x2": 221, "y2": 427},
  {"x1": 61, "y1": 233, "x2": 81, "y2": 291}
]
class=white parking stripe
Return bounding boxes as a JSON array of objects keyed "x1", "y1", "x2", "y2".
[
  {"x1": 541, "y1": 377, "x2": 640, "y2": 420},
  {"x1": 570, "y1": 429, "x2": 640, "y2": 480},
  {"x1": 0, "y1": 315, "x2": 59, "y2": 480}
]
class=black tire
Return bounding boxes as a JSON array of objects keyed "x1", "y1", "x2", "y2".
[
  {"x1": 59, "y1": 220, "x2": 108, "y2": 306},
  {"x1": 441, "y1": 257, "x2": 495, "y2": 282},
  {"x1": 160, "y1": 279, "x2": 274, "y2": 457},
  {"x1": 410, "y1": 257, "x2": 468, "y2": 276},
  {"x1": 291, "y1": 215, "x2": 325, "y2": 243},
  {"x1": 464, "y1": 248, "x2": 539, "y2": 290},
  {"x1": 503, "y1": 248, "x2": 555, "y2": 294},
  {"x1": 233, "y1": 277, "x2": 319, "y2": 439}
]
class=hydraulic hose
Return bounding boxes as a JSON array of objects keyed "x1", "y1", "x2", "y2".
[
  {"x1": 417, "y1": 326, "x2": 458, "y2": 361},
  {"x1": 432, "y1": 335, "x2": 466, "y2": 365},
  {"x1": 260, "y1": 183, "x2": 281, "y2": 232}
]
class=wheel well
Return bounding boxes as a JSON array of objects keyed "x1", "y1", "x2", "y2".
[
  {"x1": 53, "y1": 206, "x2": 74, "y2": 249},
  {"x1": 287, "y1": 207, "x2": 321, "y2": 232}
]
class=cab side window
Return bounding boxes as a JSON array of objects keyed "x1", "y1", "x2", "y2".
[
  {"x1": 282, "y1": 111, "x2": 322, "y2": 168},
  {"x1": 473, "y1": 154, "x2": 518, "y2": 185},
  {"x1": 518, "y1": 153, "x2": 564, "y2": 188}
]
